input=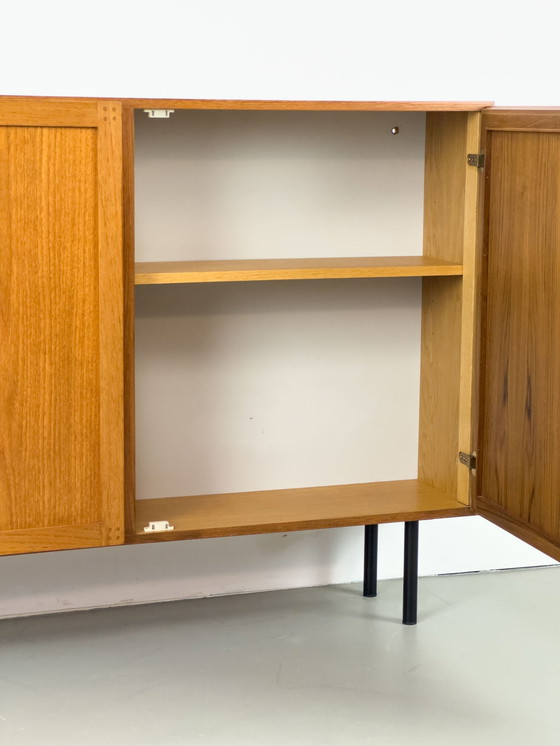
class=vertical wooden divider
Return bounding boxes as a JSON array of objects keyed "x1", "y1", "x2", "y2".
[
  {"x1": 97, "y1": 101, "x2": 126, "y2": 544},
  {"x1": 419, "y1": 111, "x2": 482, "y2": 505},
  {"x1": 456, "y1": 112, "x2": 483, "y2": 504},
  {"x1": 123, "y1": 106, "x2": 137, "y2": 536}
]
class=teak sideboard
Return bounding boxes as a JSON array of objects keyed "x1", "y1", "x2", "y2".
[{"x1": 2, "y1": 97, "x2": 560, "y2": 624}]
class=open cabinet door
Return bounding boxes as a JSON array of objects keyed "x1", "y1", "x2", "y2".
[
  {"x1": 476, "y1": 110, "x2": 560, "y2": 561},
  {"x1": 0, "y1": 99, "x2": 125, "y2": 555}
]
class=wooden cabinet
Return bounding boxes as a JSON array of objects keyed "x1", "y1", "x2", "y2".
[{"x1": 2, "y1": 97, "x2": 560, "y2": 570}]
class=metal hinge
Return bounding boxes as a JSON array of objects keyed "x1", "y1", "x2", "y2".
[
  {"x1": 143, "y1": 520, "x2": 175, "y2": 533},
  {"x1": 459, "y1": 451, "x2": 477, "y2": 471},
  {"x1": 144, "y1": 109, "x2": 175, "y2": 119},
  {"x1": 467, "y1": 153, "x2": 485, "y2": 168}
]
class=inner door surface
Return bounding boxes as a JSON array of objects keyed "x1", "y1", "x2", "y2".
[
  {"x1": 0, "y1": 99, "x2": 125, "y2": 555},
  {"x1": 477, "y1": 111, "x2": 560, "y2": 561}
]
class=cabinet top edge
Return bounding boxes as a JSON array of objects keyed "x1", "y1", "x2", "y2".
[
  {"x1": 0, "y1": 95, "x2": 493, "y2": 112},
  {"x1": 485, "y1": 106, "x2": 560, "y2": 112}
]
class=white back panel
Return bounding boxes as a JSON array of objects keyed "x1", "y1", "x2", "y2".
[
  {"x1": 135, "y1": 111, "x2": 425, "y2": 499},
  {"x1": 135, "y1": 111, "x2": 426, "y2": 260}
]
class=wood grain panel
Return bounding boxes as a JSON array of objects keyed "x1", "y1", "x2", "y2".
[
  {"x1": 135, "y1": 256, "x2": 463, "y2": 284},
  {"x1": 0, "y1": 99, "x2": 98, "y2": 127},
  {"x1": 488, "y1": 107, "x2": 560, "y2": 111},
  {"x1": 130, "y1": 480, "x2": 471, "y2": 543},
  {"x1": 97, "y1": 102, "x2": 125, "y2": 545},
  {"x1": 418, "y1": 113, "x2": 468, "y2": 498},
  {"x1": 0, "y1": 126, "x2": 101, "y2": 532},
  {"x1": 422, "y1": 113, "x2": 468, "y2": 264},
  {"x1": 456, "y1": 112, "x2": 484, "y2": 504},
  {"x1": 478, "y1": 130, "x2": 560, "y2": 544},
  {"x1": 122, "y1": 106, "x2": 137, "y2": 536},
  {"x1": 0, "y1": 97, "x2": 493, "y2": 113},
  {"x1": 131, "y1": 99, "x2": 493, "y2": 112},
  {"x1": 484, "y1": 111, "x2": 560, "y2": 132},
  {"x1": 418, "y1": 277, "x2": 463, "y2": 496},
  {"x1": 0, "y1": 524, "x2": 105, "y2": 555},
  {"x1": 0, "y1": 102, "x2": 125, "y2": 554}
]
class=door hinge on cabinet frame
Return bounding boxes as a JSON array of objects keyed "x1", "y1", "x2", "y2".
[
  {"x1": 459, "y1": 451, "x2": 477, "y2": 472},
  {"x1": 143, "y1": 520, "x2": 175, "y2": 533},
  {"x1": 467, "y1": 153, "x2": 485, "y2": 168}
]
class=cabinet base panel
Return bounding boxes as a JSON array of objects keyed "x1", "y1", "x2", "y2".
[{"x1": 129, "y1": 479, "x2": 471, "y2": 543}]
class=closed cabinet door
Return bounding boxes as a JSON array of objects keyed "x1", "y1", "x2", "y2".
[
  {"x1": 0, "y1": 99, "x2": 124, "y2": 554},
  {"x1": 476, "y1": 110, "x2": 560, "y2": 561}
]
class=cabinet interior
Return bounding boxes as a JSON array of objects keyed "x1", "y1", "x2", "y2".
[{"x1": 124, "y1": 106, "x2": 478, "y2": 542}]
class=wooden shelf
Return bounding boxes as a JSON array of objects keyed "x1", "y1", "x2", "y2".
[
  {"x1": 130, "y1": 99, "x2": 493, "y2": 112},
  {"x1": 130, "y1": 480, "x2": 471, "y2": 543},
  {"x1": 0, "y1": 96, "x2": 494, "y2": 113},
  {"x1": 135, "y1": 256, "x2": 463, "y2": 285}
]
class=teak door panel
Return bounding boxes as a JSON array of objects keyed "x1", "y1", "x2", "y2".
[
  {"x1": 0, "y1": 100, "x2": 125, "y2": 555},
  {"x1": 477, "y1": 112, "x2": 560, "y2": 560}
]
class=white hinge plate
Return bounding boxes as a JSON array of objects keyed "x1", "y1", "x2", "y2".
[
  {"x1": 143, "y1": 520, "x2": 175, "y2": 533},
  {"x1": 144, "y1": 109, "x2": 175, "y2": 118}
]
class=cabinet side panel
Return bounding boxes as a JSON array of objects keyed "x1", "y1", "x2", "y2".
[
  {"x1": 418, "y1": 113, "x2": 467, "y2": 496},
  {"x1": 418, "y1": 277, "x2": 462, "y2": 496},
  {"x1": 422, "y1": 113, "x2": 467, "y2": 264},
  {"x1": 456, "y1": 112, "x2": 483, "y2": 504},
  {"x1": 479, "y1": 130, "x2": 560, "y2": 544}
]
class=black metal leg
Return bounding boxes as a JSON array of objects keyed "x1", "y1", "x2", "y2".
[
  {"x1": 402, "y1": 521, "x2": 419, "y2": 625},
  {"x1": 363, "y1": 524, "x2": 378, "y2": 597}
]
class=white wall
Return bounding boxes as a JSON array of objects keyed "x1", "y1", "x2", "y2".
[{"x1": 0, "y1": 1, "x2": 556, "y2": 619}]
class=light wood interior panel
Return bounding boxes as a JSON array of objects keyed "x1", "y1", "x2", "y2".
[
  {"x1": 0, "y1": 105, "x2": 125, "y2": 554},
  {"x1": 479, "y1": 130, "x2": 560, "y2": 545},
  {"x1": 131, "y1": 480, "x2": 470, "y2": 542},
  {"x1": 135, "y1": 256, "x2": 463, "y2": 284},
  {"x1": 456, "y1": 112, "x2": 483, "y2": 504},
  {"x1": 418, "y1": 113, "x2": 468, "y2": 497},
  {"x1": 0, "y1": 97, "x2": 493, "y2": 113},
  {"x1": 130, "y1": 99, "x2": 493, "y2": 112},
  {"x1": 418, "y1": 276, "x2": 463, "y2": 496},
  {"x1": 422, "y1": 113, "x2": 469, "y2": 265}
]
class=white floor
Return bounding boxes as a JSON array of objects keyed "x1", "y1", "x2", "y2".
[{"x1": 1, "y1": 566, "x2": 559, "y2": 745}]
